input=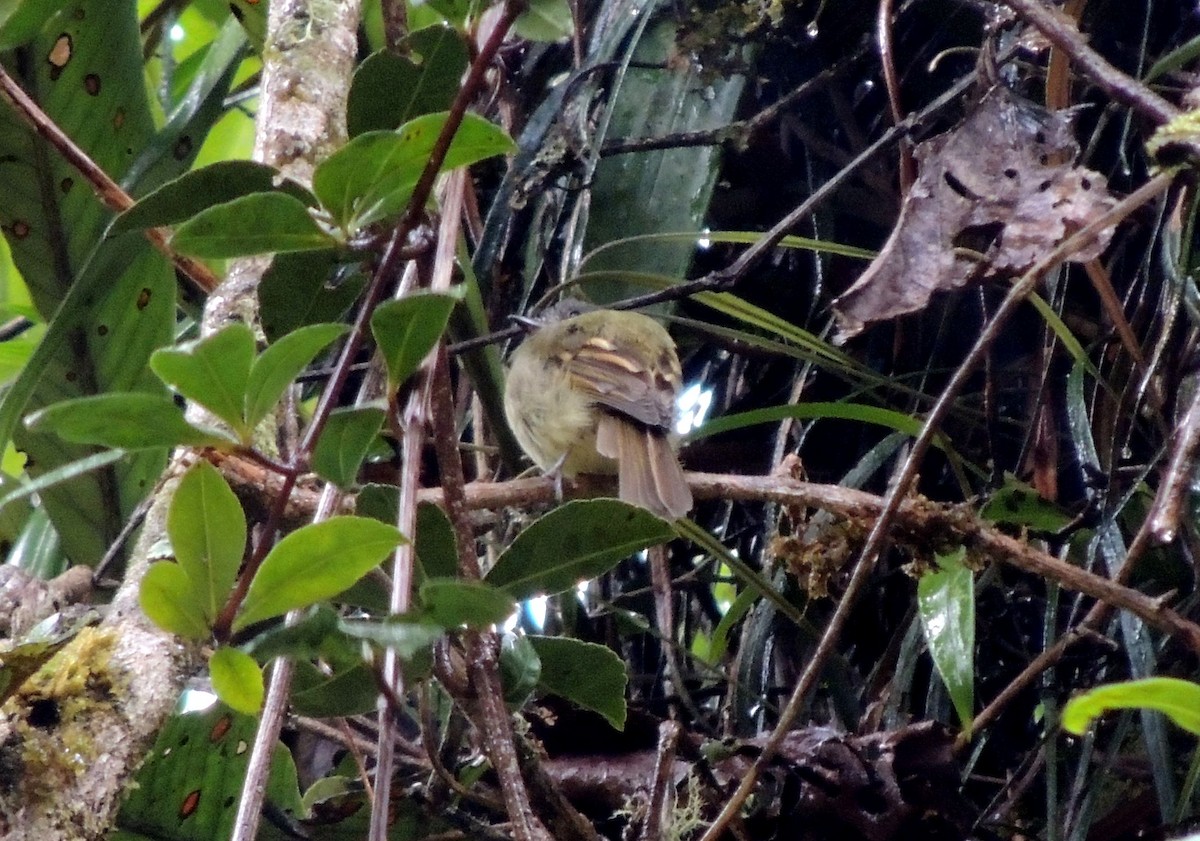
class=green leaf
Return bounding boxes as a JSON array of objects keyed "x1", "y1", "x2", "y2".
[
  {"x1": 486, "y1": 500, "x2": 673, "y2": 601},
  {"x1": 690, "y1": 402, "x2": 954, "y2": 454},
  {"x1": 529, "y1": 636, "x2": 627, "y2": 729},
  {"x1": 369, "y1": 292, "x2": 458, "y2": 388},
  {"x1": 0, "y1": 0, "x2": 174, "y2": 566},
  {"x1": 168, "y1": 461, "x2": 246, "y2": 623},
  {"x1": 312, "y1": 112, "x2": 515, "y2": 230},
  {"x1": 917, "y1": 547, "x2": 975, "y2": 728},
  {"x1": 981, "y1": 475, "x2": 1073, "y2": 531},
  {"x1": 118, "y1": 704, "x2": 302, "y2": 839},
  {"x1": 24, "y1": 393, "x2": 233, "y2": 450},
  {"x1": 209, "y1": 646, "x2": 264, "y2": 714},
  {"x1": 244, "y1": 322, "x2": 348, "y2": 429},
  {"x1": 113, "y1": 161, "x2": 315, "y2": 234},
  {"x1": 171, "y1": 193, "x2": 336, "y2": 258},
  {"x1": 416, "y1": 501, "x2": 458, "y2": 579},
  {"x1": 347, "y1": 28, "x2": 469, "y2": 136},
  {"x1": 338, "y1": 616, "x2": 446, "y2": 660},
  {"x1": 228, "y1": 0, "x2": 267, "y2": 51},
  {"x1": 151, "y1": 323, "x2": 256, "y2": 437},
  {"x1": 356, "y1": 483, "x2": 399, "y2": 523},
  {"x1": 0, "y1": 450, "x2": 126, "y2": 514},
  {"x1": 241, "y1": 605, "x2": 343, "y2": 662},
  {"x1": 312, "y1": 131, "x2": 416, "y2": 229},
  {"x1": 259, "y1": 250, "x2": 366, "y2": 342},
  {"x1": 233, "y1": 517, "x2": 404, "y2": 631},
  {"x1": 290, "y1": 661, "x2": 379, "y2": 717},
  {"x1": 500, "y1": 634, "x2": 541, "y2": 708},
  {"x1": 139, "y1": 562, "x2": 211, "y2": 640},
  {"x1": 1062, "y1": 678, "x2": 1200, "y2": 736},
  {"x1": 419, "y1": 578, "x2": 516, "y2": 628},
  {"x1": 514, "y1": 0, "x2": 574, "y2": 41},
  {"x1": 0, "y1": 1, "x2": 73, "y2": 49},
  {"x1": 311, "y1": 405, "x2": 386, "y2": 488}
]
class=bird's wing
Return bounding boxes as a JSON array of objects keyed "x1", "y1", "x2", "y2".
[{"x1": 558, "y1": 335, "x2": 678, "y2": 431}]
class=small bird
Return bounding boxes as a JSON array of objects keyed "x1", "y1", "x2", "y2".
[{"x1": 503, "y1": 299, "x2": 693, "y2": 519}]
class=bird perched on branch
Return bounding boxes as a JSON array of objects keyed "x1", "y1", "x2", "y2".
[{"x1": 503, "y1": 299, "x2": 693, "y2": 519}]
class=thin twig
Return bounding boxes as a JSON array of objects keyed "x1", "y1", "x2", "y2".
[
  {"x1": 876, "y1": 0, "x2": 915, "y2": 192},
  {"x1": 430, "y1": 345, "x2": 550, "y2": 841},
  {"x1": 0, "y1": 66, "x2": 218, "y2": 294},
  {"x1": 694, "y1": 169, "x2": 1178, "y2": 841},
  {"x1": 449, "y1": 53, "x2": 993, "y2": 356},
  {"x1": 1001, "y1": 0, "x2": 1178, "y2": 124}
]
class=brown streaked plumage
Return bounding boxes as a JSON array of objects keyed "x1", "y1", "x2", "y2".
[{"x1": 503, "y1": 301, "x2": 692, "y2": 519}]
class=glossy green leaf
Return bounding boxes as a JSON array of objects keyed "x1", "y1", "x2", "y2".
[
  {"x1": 419, "y1": 578, "x2": 516, "y2": 629},
  {"x1": 0, "y1": 0, "x2": 174, "y2": 565},
  {"x1": 168, "y1": 461, "x2": 246, "y2": 623},
  {"x1": 1062, "y1": 678, "x2": 1200, "y2": 736},
  {"x1": 370, "y1": 292, "x2": 458, "y2": 388},
  {"x1": 529, "y1": 635, "x2": 627, "y2": 729},
  {"x1": 139, "y1": 562, "x2": 211, "y2": 640},
  {"x1": 917, "y1": 547, "x2": 975, "y2": 728},
  {"x1": 347, "y1": 27, "x2": 469, "y2": 136},
  {"x1": 171, "y1": 192, "x2": 335, "y2": 258},
  {"x1": 151, "y1": 323, "x2": 255, "y2": 436},
  {"x1": 0, "y1": 1, "x2": 73, "y2": 49},
  {"x1": 244, "y1": 322, "x2": 348, "y2": 429},
  {"x1": 233, "y1": 517, "x2": 404, "y2": 631},
  {"x1": 118, "y1": 705, "x2": 302, "y2": 839},
  {"x1": 313, "y1": 112, "x2": 515, "y2": 230},
  {"x1": 209, "y1": 646, "x2": 264, "y2": 714},
  {"x1": 311, "y1": 405, "x2": 386, "y2": 488},
  {"x1": 113, "y1": 161, "x2": 315, "y2": 234},
  {"x1": 514, "y1": 0, "x2": 573, "y2": 41},
  {"x1": 486, "y1": 500, "x2": 673, "y2": 601},
  {"x1": 338, "y1": 616, "x2": 446, "y2": 660},
  {"x1": 24, "y1": 393, "x2": 233, "y2": 450},
  {"x1": 500, "y1": 634, "x2": 541, "y2": 708}
]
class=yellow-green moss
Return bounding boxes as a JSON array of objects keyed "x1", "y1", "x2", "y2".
[{"x1": 2, "y1": 626, "x2": 122, "y2": 805}]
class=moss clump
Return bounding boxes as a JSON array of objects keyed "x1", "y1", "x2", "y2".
[{"x1": 1, "y1": 626, "x2": 121, "y2": 806}]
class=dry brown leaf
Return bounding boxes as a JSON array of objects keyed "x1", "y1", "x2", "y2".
[{"x1": 832, "y1": 87, "x2": 1118, "y2": 341}]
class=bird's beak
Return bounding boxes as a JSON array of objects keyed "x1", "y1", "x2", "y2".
[{"x1": 509, "y1": 313, "x2": 543, "y2": 333}]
